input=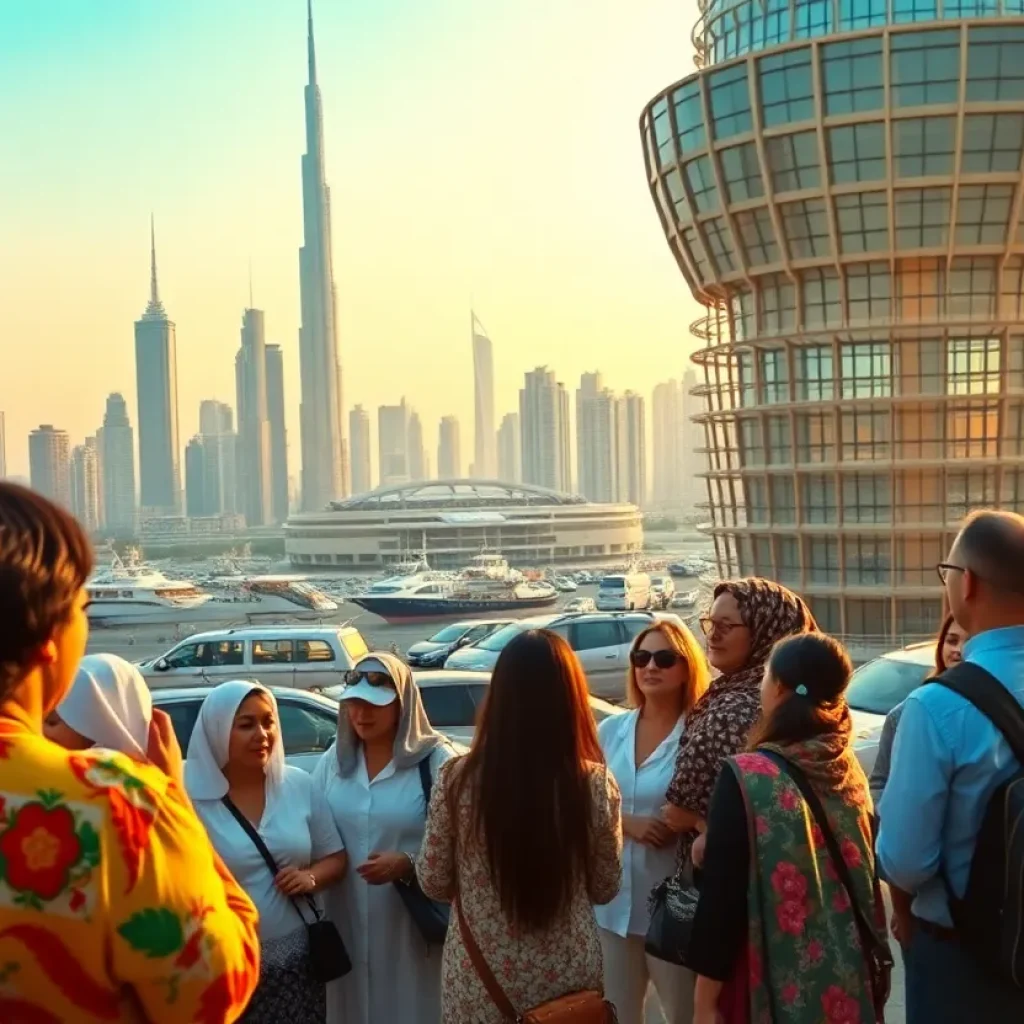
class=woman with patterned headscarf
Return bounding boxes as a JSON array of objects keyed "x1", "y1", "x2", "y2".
[{"x1": 660, "y1": 578, "x2": 817, "y2": 867}]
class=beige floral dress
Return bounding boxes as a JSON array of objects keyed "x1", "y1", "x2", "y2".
[{"x1": 415, "y1": 757, "x2": 623, "y2": 1023}]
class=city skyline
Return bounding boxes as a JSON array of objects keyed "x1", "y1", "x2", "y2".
[{"x1": 0, "y1": 0, "x2": 702, "y2": 481}]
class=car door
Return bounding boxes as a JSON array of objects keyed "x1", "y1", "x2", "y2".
[
  {"x1": 418, "y1": 684, "x2": 487, "y2": 748},
  {"x1": 249, "y1": 638, "x2": 296, "y2": 688},
  {"x1": 147, "y1": 640, "x2": 212, "y2": 688},
  {"x1": 276, "y1": 697, "x2": 339, "y2": 772},
  {"x1": 293, "y1": 638, "x2": 338, "y2": 689},
  {"x1": 569, "y1": 619, "x2": 628, "y2": 700}
]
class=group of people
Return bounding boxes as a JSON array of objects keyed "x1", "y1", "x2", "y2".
[{"x1": 2, "y1": 478, "x2": 1024, "y2": 1024}]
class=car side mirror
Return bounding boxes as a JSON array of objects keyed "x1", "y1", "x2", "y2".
[
  {"x1": 155, "y1": 657, "x2": 169, "y2": 672},
  {"x1": 455, "y1": 637, "x2": 472, "y2": 649}
]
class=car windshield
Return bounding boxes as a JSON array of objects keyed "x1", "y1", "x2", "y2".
[
  {"x1": 847, "y1": 656, "x2": 934, "y2": 715},
  {"x1": 427, "y1": 624, "x2": 469, "y2": 644},
  {"x1": 475, "y1": 622, "x2": 526, "y2": 652},
  {"x1": 600, "y1": 578, "x2": 625, "y2": 590}
]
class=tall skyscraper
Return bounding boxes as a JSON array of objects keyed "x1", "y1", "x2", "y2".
[
  {"x1": 407, "y1": 410, "x2": 426, "y2": 481},
  {"x1": 641, "y1": 5, "x2": 1024, "y2": 641},
  {"x1": 0, "y1": 412, "x2": 6, "y2": 478},
  {"x1": 100, "y1": 393, "x2": 137, "y2": 534},
  {"x1": 265, "y1": 344, "x2": 290, "y2": 523},
  {"x1": 197, "y1": 400, "x2": 237, "y2": 517},
  {"x1": 437, "y1": 416, "x2": 462, "y2": 479},
  {"x1": 235, "y1": 307, "x2": 273, "y2": 526},
  {"x1": 519, "y1": 367, "x2": 571, "y2": 493},
  {"x1": 71, "y1": 439, "x2": 101, "y2": 531},
  {"x1": 298, "y1": 0, "x2": 346, "y2": 510},
  {"x1": 615, "y1": 391, "x2": 646, "y2": 507},
  {"x1": 497, "y1": 413, "x2": 521, "y2": 483},
  {"x1": 29, "y1": 425, "x2": 71, "y2": 507},
  {"x1": 576, "y1": 372, "x2": 617, "y2": 502},
  {"x1": 378, "y1": 401, "x2": 410, "y2": 485},
  {"x1": 184, "y1": 436, "x2": 208, "y2": 518},
  {"x1": 349, "y1": 405, "x2": 372, "y2": 495},
  {"x1": 134, "y1": 218, "x2": 181, "y2": 515},
  {"x1": 651, "y1": 381, "x2": 684, "y2": 509},
  {"x1": 472, "y1": 313, "x2": 495, "y2": 478}
]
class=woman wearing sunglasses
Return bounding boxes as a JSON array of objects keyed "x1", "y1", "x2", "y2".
[
  {"x1": 596, "y1": 621, "x2": 709, "y2": 1023},
  {"x1": 313, "y1": 653, "x2": 454, "y2": 1024}
]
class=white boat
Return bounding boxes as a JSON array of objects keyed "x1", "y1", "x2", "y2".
[{"x1": 87, "y1": 555, "x2": 338, "y2": 627}]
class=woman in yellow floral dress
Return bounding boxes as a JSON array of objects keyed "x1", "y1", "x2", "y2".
[{"x1": 0, "y1": 481, "x2": 261, "y2": 1023}]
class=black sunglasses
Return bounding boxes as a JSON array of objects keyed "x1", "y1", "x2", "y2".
[
  {"x1": 343, "y1": 670, "x2": 395, "y2": 688},
  {"x1": 630, "y1": 649, "x2": 681, "y2": 669}
]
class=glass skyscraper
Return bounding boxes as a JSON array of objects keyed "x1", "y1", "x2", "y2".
[{"x1": 641, "y1": 2, "x2": 1024, "y2": 642}]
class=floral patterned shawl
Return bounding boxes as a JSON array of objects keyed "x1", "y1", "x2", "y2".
[{"x1": 725, "y1": 731, "x2": 881, "y2": 1024}]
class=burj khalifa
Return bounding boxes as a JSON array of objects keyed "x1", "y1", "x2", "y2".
[{"x1": 298, "y1": 0, "x2": 348, "y2": 509}]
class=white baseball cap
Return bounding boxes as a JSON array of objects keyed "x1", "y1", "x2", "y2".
[{"x1": 339, "y1": 658, "x2": 399, "y2": 706}]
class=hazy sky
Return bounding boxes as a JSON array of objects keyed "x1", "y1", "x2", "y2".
[{"x1": 0, "y1": 0, "x2": 703, "y2": 481}]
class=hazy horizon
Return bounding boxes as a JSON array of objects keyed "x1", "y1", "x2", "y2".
[{"x1": 0, "y1": 0, "x2": 703, "y2": 483}]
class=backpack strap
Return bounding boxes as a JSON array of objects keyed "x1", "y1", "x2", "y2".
[{"x1": 929, "y1": 662, "x2": 1024, "y2": 765}]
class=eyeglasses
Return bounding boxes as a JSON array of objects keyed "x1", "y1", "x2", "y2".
[
  {"x1": 630, "y1": 649, "x2": 681, "y2": 669},
  {"x1": 343, "y1": 670, "x2": 395, "y2": 688},
  {"x1": 699, "y1": 615, "x2": 746, "y2": 638},
  {"x1": 936, "y1": 563, "x2": 966, "y2": 585}
]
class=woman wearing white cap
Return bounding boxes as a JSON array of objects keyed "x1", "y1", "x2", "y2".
[
  {"x1": 185, "y1": 680, "x2": 347, "y2": 1024},
  {"x1": 44, "y1": 652, "x2": 154, "y2": 756},
  {"x1": 313, "y1": 652, "x2": 454, "y2": 1024}
]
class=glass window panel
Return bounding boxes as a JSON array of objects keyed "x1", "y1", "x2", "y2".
[
  {"x1": 892, "y1": 0, "x2": 938, "y2": 20},
  {"x1": 828, "y1": 123, "x2": 886, "y2": 184},
  {"x1": 891, "y1": 31, "x2": 962, "y2": 108},
  {"x1": 684, "y1": 156, "x2": 719, "y2": 214},
  {"x1": 895, "y1": 407, "x2": 944, "y2": 458},
  {"x1": 841, "y1": 408, "x2": 892, "y2": 461},
  {"x1": 766, "y1": 414, "x2": 792, "y2": 464},
  {"x1": 896, "y1": 472, "x2": 944, "y2": 524},
  {"x1": 765, "y1": 131, "x2": 820, "y2": 193},
  {"x1": 844, "y1": 537, "x2": 892, "y2": 586},
  {"x1": 842, "y1": 473, "x2": 892, "y2": 523},
  {"x1": 781, "y1": 199, "x2": 832, "y2": 259},
  {"x1": 846, "y1": 599, "x2": 892, "y2": 637},
  {"x1": 838, "y1": 0, "x2": 886, "y2": 30},
  {"x1": 835, "y1": 192, "x2": 890, "y2": 253},
  {"x1": 795, "y1": 411, "x2": 836, "y2": 463},
  {"x1": 947, "y1": 337, "x2": 1002, "y2": 395},
  {"x1": 966, "y1": 27, "x2": 1024, "y2": 103},
  {"x1": 663, "y1": 168, "x2": 691, "y2": 224},
  {"x1": 794, "y1": 0, "x2": 833, "y2": 38},
  {"x1": 746, "y1": 476, "x2": 769, "y2": 523},
  {"x1": 895, "y1": 187, "x2": 952, "y2": 248},
  {"x1": 737, "y1": 350, "x2": 756, "y2": 406},
  {"x1": 759, "y1": 348, "x2": 790, "y2": 404},
  {"x1": 719, "y1": 142, "x2": 764, "y2": 203},
  {"x1": 759, "y1": 49, "x2": 815, "y2": 128},
  {"x1": 673, "y1": 81, "x2": 706, "y2": 155},
  {"x1": 703, "y1": 216, "x2": 737, "y2": 275},
  {"x1": 770, "y1": 476, "x2": 796, "y2": 523},
  {"x1": 946, "y1": 403, "x2": 1001, "y2": 458},
  {"x1": 896, "y1": 598, "x2": 944, "y2": 636},
  {"x1": 775, "y1": 535, "x2": 801, "y2": 586},
  {"x1": 803, "y1": 268, "x2": 842, "y2": 329},
  {"x1": 811, "y1": 597, "x2": 841, "y2": 633},
  {"x1": 796, "y1": 345, "x2": 835, "y2": 401},
  {"x1": 961, "y1": 113, "x2": 1024, "y2": 174},
  {"x1": 735, "y1": 207, "x2": 779, "y2": 267},
  {"x1": 738, "y1": 418, "x2": 764, "y2": 466},
  {"x1": 846, "y1": 262, "x2": 892, "y2": 323},
  {"x1": 652, "y1": 98, "x2": 675, "y2": 169},
  {"x1": 894, "y1": 336, "x2": 944, "y2": 395},
  {"x1": 895, "y1": 259, "x2": 946, "y2": 323},
  {"x1": 1003, "y1": 261, "x2": 1024, "y2": 320},
  {"x1": 946, "y1": 468, "x2": 998, "y2": 519},
  {"x1": 806, "y1": 537, "x2": 840, "y2": 582},
  {"x1": 681, "y1": 226, "x2": 712, "y2": 281},
  {"x1": 841, "y1": 341, "x2": 892, "y2": 398},
  {"x1": 893, "y1": 117, "x2": 956, "y2": 178},
  {"x1": 955, "y1": 184, "x2": 1014, "y2": 246},
  {"x1": 949, "y1": 256, "x2": 997, "y2": 319},
  {"x1": 708, "y1": 64, "x2": 753, "y2": 141},
  {"x1": 1009, "y1": 337, "x2": 1024, "y2": 391},
  {"x1": 1003, "y1": 465, "x2": 1024, "y2": 510},
  {"x1": 802, "y1": 474, "x2": 838, "y2": 524},
  {"x1": 759, "y1": 274, "x2": 798, "y2": 334},
  {"x1": 733, "y1": 288, "x2": 755, "y2": 341},
  {"x1": 821, "y1": 38, "x2": 884, "y2": 115}
]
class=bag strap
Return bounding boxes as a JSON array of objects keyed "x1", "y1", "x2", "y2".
[
  {"x1": 221, "y1": 795, "x2": 319, "y2": 924},
  {"x1": 454, "y1": 890, "x2": 521, "y2": 1022},
  {"x1": 929, "y1": 661, "x2": 1024, "y2": 764},
  {"x1": 418, "y1": 755, "x2": 433, "y2": 810},
  {"x1": 761, "y1": 753, "x2": 892, "y2": 972}
]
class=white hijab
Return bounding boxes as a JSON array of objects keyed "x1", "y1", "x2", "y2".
[
  {"x1": 184, "y1": 680, "x2": 286, "y2": 801},
  {"x1": 59, "y1": 654, "x2": 152, "y2": 759}
]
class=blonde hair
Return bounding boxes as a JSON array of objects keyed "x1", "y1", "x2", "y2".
[{"x1": 626, "y1": 621, "x2": 710, "y2": 712}]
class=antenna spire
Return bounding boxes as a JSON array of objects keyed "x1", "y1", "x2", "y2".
[
  {"x1": 150, "y1": 213, "x2": 159, "y2": 305},
  {"x1": 248, "y1": 258, "x2": 254, "y2": 309},
  {"x1": 307, "y1": 0, "x2": 317, "y2": 85}
]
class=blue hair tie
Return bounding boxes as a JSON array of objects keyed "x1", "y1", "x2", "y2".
[{"x1": 795, "y1": 684, "x2": 809, "y2": 697}]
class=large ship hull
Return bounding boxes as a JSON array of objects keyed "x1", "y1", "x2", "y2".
[
  {"x1": 87, "y1": 600, "x2": 333, "y2": 629},
  {"x1": 350, "y1": 592, "x2": 559, "y2": 624}
]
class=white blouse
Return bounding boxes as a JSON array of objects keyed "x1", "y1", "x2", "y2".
[
  {"x1": 595, "y1": 708, "x2": 684, "y2": 937},
  {"x1": 193, "y1": 764, "x2": 344, "y2": 941}
]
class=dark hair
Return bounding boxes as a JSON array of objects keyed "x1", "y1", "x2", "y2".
[
  {"x1": 457, "y1": 629, "x2": 603, "y2": 933},
  {"x1": 956, "y1": 509, "x2": 1024, "y2": 597},
  {"x1": 0, "y1": 483, "x2": 92, "y2": 698},
  {"x1": 747, "y1": 633, "x2": 852, "y2": 750},
  {"x1": 935, "y1": 613, "x2": 960, "y2": 674}
]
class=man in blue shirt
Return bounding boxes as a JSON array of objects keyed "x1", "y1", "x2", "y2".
[{"x1": 878, "y1": 509, "x2": 1024, "y2": 1020}]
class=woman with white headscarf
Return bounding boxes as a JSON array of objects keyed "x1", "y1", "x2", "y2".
[
  {"x1": 313, "y1": 651, "x2": 455, "y2": 1024},
  {"x1": 44, "y1": 652, "x2": 153, "y2": 756},
  {"x1": 186, "y1": 680, "x2": 347, "y2": 1024}
]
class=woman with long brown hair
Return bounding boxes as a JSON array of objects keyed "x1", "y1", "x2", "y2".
[
  {"x1": 597, "y1": 621, "x2": 709, "y2": 1023},
  {"x1": 416, "y1": 629, "x2": 622, "y2": 1023}
]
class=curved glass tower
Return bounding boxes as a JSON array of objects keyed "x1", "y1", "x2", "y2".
[{"x1": 641, "y1": 1, "x2": 1024, "y2": 646}]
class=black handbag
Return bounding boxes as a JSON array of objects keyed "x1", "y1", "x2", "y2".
[
  {"x1": 221, "y1": 796, "x2": 352, "y2": 982},
  {"x1": 393, "y1": 757, "x2": 451, "y2": 944},
  {"x1": 645, "y1": 859, "x2": 701, "y2": 966}
]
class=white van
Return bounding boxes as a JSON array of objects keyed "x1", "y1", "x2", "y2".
[
  {"x1": 595, "y1": 572, "x2": 652, "y2": 612},
  {"x1": 137, "y1": 624, "x2": 370, "y2": 691}
]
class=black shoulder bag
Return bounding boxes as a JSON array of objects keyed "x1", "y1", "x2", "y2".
[
  {"x1": 763, "y1": 752, "x2": 893, "y2": 1019},
  {"x1": 393, "y1": 756, "x2": 451, "y2": 944},
  {"x1": 221, "y1": 796, "x2": 351, "y2": 982}
]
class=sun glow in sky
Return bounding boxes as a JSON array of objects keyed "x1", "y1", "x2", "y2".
[{"x1": 0, "y1": 0, "x2": 703, "y2": 481}]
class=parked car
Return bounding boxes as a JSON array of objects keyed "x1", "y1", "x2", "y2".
[
  {"x1": 137, "y1": 625, "x2": 370, "y2": 691},
  {"x1": 553, "y1": 576, "x2": 578, "y2": 593},
  {"x1": 649, "y1": 575, "x2": 676, "y2": 610},
  {"x1": 596, "y1": 571, "x2": 652, "y2": 612},
  {"x1": 406, "y1": 620, "x2": 510, "y2": 669},
  {"x1": 846, "y1": 642, "x2": 936, "y2": 776},
  {"x1": 563, "y1": 596, "x2": 597, "y2": 614},
  {"x1": 444, "y1": 610, "x2": 691, "y2": 701}
]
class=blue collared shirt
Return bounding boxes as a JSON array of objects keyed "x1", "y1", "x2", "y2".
[{"x1": 877, "y1": 625, "x2": 1024, "y2": 927}]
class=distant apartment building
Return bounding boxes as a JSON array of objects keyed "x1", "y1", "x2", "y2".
[
  {"x1": 378, "y1": 401, "x2": 410, "y2": 485},
  {"x1": 265, "y1": 344, "x2": 289, "y2": 523},
  {"x1": 576, "y1": 372, "x2": 617, "y2": 503},
  {"x1": 407, "y1": 410, "x2": 427, "y2": 481},
  {"x1": 437, "y1": 416, "x2": 462, "y2": 479},
  {"x1": 472, "y1": 313, "x2": 496, "y2": 477},
  {"x1": 497, "y1": 413, "x2": 522, "y2": 483},
  {"x1": 29, "y1": 424, "x2": 71, "y2": 508},
  {"x1": 198, "y1": 400, "x2": 237, "y2": 517},
  {"x1": 349, "y1": 406, "x2": 372, "y2": 495},
  {"x1": 71, "y1": 439, "x2": 101, "y2": 531},
  {"x1": 99, "y1": 393, "x2": 137, "y2": 534},
  {"x1": 520, "y1": 367, "x2": 571, "y2": 493},
  {"x1": 615, "y1": 391, "x2": 646, "y2": 507}
]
